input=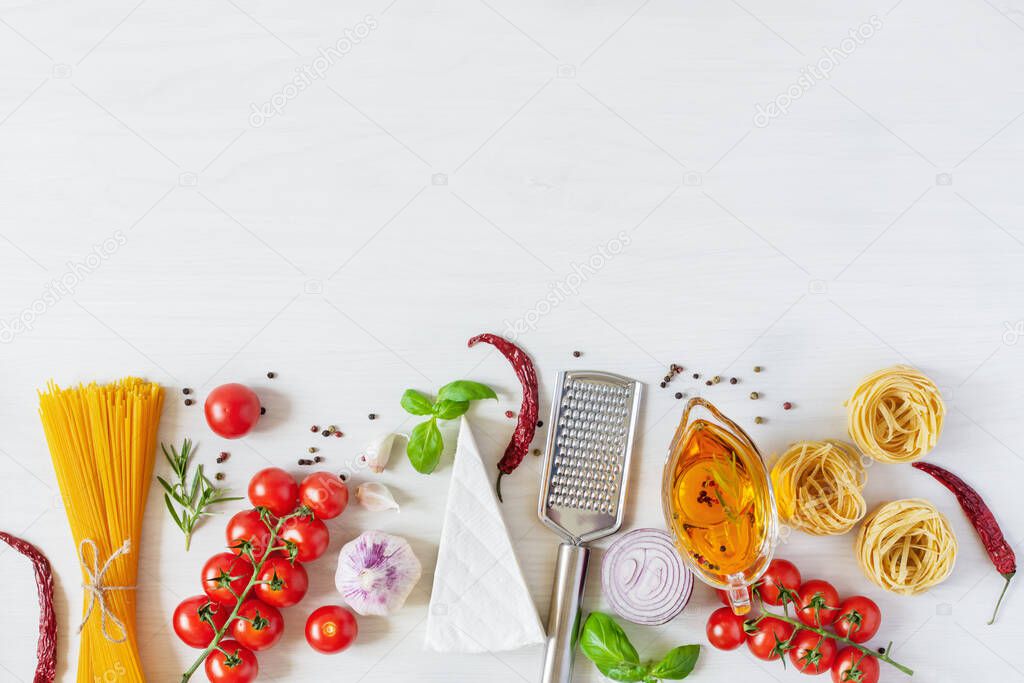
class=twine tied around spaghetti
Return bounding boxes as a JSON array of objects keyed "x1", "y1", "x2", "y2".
[{"x1": 78, "y1": 538, "x2": 136, "y2": 643}]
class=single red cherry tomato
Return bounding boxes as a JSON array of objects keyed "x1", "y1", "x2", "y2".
[
  {"x1": 755, "y1": 559, "x2": 802, "y2": 607},
  {"x1": 746, "y1": 616, "x2": 795, "y2": 661},
  {"x1": 833, "y1": 596, "x2": 881, "y2": 644},
  {"x1": 706, "y1": 607, "x2": 747, "y2": 650},
  {"x1": 205, "y1": 383, "x2": 261, "y2": 439},
  {"x1": 831, "y1": 647, "x2": 880, "y2": 683},
  {"x1": 204, "y1": 639, "x2": 259, "y2": 683},
  {"x1": 796, "y1": 579, "x2": 841, "y2": 627},
  {"x1": 202, "y1": 552, "x2": 255, "y2": 606},
  {"x1": 248, "y1": 467, "x2": 299, "y2": 517},
  {"x1": 305, "y1": 605, "x2": 358, "y2": 654},
  {"x1": 299, "y1": 472, "x2": 349, "y2": 520},
  {"x1": 231, "y1": 598, "x2": 284, "y2": 652},
  {"x1": 280, "y1": 514, "x2": 330, "y2": 563},
  {"x1": 173, "y1": 595, "x2": 229, "y2": 648},
  {"x1": 254, "y1": 556, "x2": 309, "y2": 608},
  {"x1": 789, "y1": 630, "x2": 837, "y2": 675},
  {"x1": 226, "y1": 509, "x2": 273, "y2": 563}
]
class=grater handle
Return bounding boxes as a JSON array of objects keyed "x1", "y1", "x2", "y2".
[{"x1": 541, "y1": 542, "x2": 590, "y2": 683}]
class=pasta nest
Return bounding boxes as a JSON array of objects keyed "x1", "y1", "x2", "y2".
[
  {"x1": 846, "y1": 365, "x2": 944, "y2": 464},
  {"x1": 855, "y1": 498, "x2": 957, "y2": 595},
  {"x1": 771, "y1": 440, "x2": 867, "y2": 536}
]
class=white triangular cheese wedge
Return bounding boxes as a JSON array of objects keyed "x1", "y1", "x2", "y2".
[{"x1": 424, "y1": 417, "x2": 546, "y2": 653}]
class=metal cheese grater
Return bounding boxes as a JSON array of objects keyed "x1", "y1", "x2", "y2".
[{"x1": 538, "y1": 370, "x2": 643, "y2": 683}]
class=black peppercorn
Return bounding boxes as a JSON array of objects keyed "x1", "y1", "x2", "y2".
[
  {"x1": 182, "y1": 387, "x2": 191, "y2": 395},
  {"x1": 184, "y1": 398, "x2": 194, "y2": 406},
  {"x1": 368, "y1": 413, "x2": 377, "y2": 420},
  {"x1": 572, "y1": 350, "x2": 581, "y2": 358},
  {"x1": 266, "y1": 371, "x2": 276, "y2": 379},
  {"x1": 729, "y1": 377, "x2": 738, "y2": 384},
  {"x1": 321, "y1": 430, "x2": 330, "y2": 437},
  {"x1": 675, "y1": 392, "x2": 683, "y2": 399},
  {"x1": 260, "y1": 406, "x2": 266, "y2": 415}
]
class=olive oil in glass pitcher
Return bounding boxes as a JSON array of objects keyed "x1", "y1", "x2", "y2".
[{"x1": 662, "y1": 397, "x2": 778, "y2": 615}]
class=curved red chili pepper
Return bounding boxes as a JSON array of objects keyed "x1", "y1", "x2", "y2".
[
  {"x1": 0, "y1": 531, "x2": 56, "y2": 682},
  {"x1": 468, "y1": 333, "x2": 539, "y2": 502},
  {"x1": 912, "y1": 462, "x2": 1016, "y2": 624}
]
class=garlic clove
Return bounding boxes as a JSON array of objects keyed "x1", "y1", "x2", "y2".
[
  {"x1": 361, "y1": 432, "x2": 403, "y2": 474},
  {"x1": 356, "y1": 482, "x2": 400, "y2": 512}
]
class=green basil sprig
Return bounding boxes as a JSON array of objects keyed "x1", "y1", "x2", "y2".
[
  {"x1": 400, "y1": 380, "x2": 496, "y2": 473},
  {"x1": 580, "y1": 612, "x2": 700, "y2": 682}
]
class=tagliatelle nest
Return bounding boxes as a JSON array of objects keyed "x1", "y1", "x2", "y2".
[
  {"x1": 771, "y1": 440, "x2": 867, "y2": 536},
  {"x1": 855, "y1": 498, "x2": 957, "y2": 595},
  {"x1": 846, "y1": 365, "x2": 945, "y2": 464}
]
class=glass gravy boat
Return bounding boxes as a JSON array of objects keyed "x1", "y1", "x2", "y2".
[{"x1": 661, "y1": 397, "x2": 778, "y2": 615}]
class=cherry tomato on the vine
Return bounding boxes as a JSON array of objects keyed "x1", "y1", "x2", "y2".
[
  {"x1": 226, "y1": 509, "x2": 273, "y2": 563},
  {"x1": 232, "y1": 598, "x2": 284, "y2": 652},
  {"x1": 280, "y1": 514, "x2": 330, "y2": 563},
  {"x1": 172, "y1": 595, "x2": 229, "y2": 649},
  {"x1": 254, "y1": 556, "x2": 309, "y2": 608},
  {"x1": 205, "y1": 383, "x2": 261, "y2": 439},
  {"x1": 755, "y1": 559, "x2": 802, "y2": 607},
  {"x1": 831, "y1": 647, "x2": 880, "y2": 683},
  {"x1": 201, "y1": 552, "x2": 255, "y2": 606},
  {"x1": 706, "y1": 607, "x2": 747, "y2": 650},
  {"x1": 789, "y1": 630, "x2": 837, "y2": 675},
  {"x1": 833, "y1": 596, "x2": 881, "y2": 644},
  {"x1": 204, "y1": 639, "x2": 259, "y2": 683},
  {"x1": 305, "y1": 605, "x2": 358, "y2": 654},
  {"x1": 299, "y1": 472, "x2": 349, "y2": 520},
  {"x1": 746, "y1": 616, "x2": 795, "y2": 661},
  {"x1": 248, "y1": 467, "x2": 299, "y2": 517},
  {"x1": 796, "y1": 579, "x2": 841, "y2": 627}
]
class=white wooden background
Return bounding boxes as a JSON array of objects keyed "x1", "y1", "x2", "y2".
[{"x1": 2, "y1": 1, "x2": 1024, "y2": 681}]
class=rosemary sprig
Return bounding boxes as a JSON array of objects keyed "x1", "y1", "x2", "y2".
[{"x1": 157, "y1": 438, "x2": 241, "y2": 550}]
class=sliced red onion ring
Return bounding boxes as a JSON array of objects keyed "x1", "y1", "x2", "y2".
[{"x1": 601, "y1": 528, "x2": 693, "y2": 625}]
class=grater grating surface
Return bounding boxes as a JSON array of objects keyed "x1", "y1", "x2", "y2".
[{"x1": 538, "y1": 370, "x2": 643, "y2": 545}]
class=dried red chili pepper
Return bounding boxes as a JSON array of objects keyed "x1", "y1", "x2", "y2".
[
  {"x1": 468, "y1": 333, "x2": 539, "y2": 502},
  {"x1": 912, "y1": 462, "x2": 1016, "y2": 624},
  {"x1": 0, "y1": 531, "x2": 56, "y2": 682}
]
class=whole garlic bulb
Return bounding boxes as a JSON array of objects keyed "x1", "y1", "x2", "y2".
[{"x1": 335, "y1": 531, "x2": 421, "y2": 616}]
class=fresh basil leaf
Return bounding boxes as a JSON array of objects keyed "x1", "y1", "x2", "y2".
[
  {"x1": 603, "y1": 664, "x2": 649, "y2": 682},
  {"x1": 649, "y1": 645, "x2": 700, "y2": 680},
  {"x1": 436, "y1": 380, "x2": 497, "y2": 403},
  {"x1": 407, "y1": 417, "x2": 444, "y2": 473},
  {"x1": 580, "y1": 612, "x2": 640, "y2": 674},
  {"x1": 400, "y1": 389, "x2": 434, "y2": 416},
  {"x1": 433, "y1": 399, "x2": 470, "y2": 420}
]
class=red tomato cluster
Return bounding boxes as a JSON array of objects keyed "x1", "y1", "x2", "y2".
[
  {"x1": 706, "y1": 559, "x2": 883, "y2": 682},
  {"x1": 173, "y1": 468, "x2": 357, "y2": 682}
]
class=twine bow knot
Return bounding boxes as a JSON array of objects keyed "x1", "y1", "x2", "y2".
[{"x1": 78, "y1": 538, "x2": 136, "y2": 643}]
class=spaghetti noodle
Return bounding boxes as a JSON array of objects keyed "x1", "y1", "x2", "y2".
[
  {"x1": 771, "y1": 440, "x2": 867, "y2": 536},
  {"x1": 855, "y1": 498, "x2": 957, "y2": 595},
  {"x1": 846, "y1": 365, "x2": 944, "y2": 464},
  {"x1": 39, "y1": 378, "x2": 163, "y2": 683}
]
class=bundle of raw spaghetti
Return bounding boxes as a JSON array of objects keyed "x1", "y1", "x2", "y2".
[
  {"x1": 39, "y1": 378, "x2": 164, "y2": 683},
  {"x1": 856, "y1": 498, "x2": 957, "y2": 595},
  {"x1": 846, "y1": 365, "x2": 944, "y2": 463},
  {"x1": 771, "y1": 440, "x2": 867, "y2": 536}
]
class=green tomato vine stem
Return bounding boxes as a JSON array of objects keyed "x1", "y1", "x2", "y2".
[
  {"x1": 180, "y1": 510, "x2": 300, "y2": 682},
  {"x1": 752, "y1": 602, "x2": 914, "y2": 677}
]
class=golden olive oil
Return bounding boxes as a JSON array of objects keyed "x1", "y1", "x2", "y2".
[{"x1": 665, "y1": 419, "x2": 772, "y2": 584}]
